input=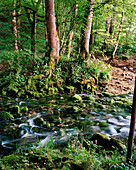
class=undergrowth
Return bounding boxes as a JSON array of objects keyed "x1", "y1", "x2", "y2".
[
  {"x1": 0, "y1": 50, "x2": 111, "y2": 98},
  {"x1": 0, "y1": 137, "x2": 135, "y2": 169}
]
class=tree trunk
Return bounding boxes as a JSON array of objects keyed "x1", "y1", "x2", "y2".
[
  {"x1": 106, "y1": 16, "x2": 110, "y2": 34},
  {"x1": 109, "y1": 11, "x2": 116, "y2": 37},
  {"x1": 45, "y1": 0, "x2": 59, "y2": 67},
  {"x1": 16, "y1": 0, "x2": 21, "y2": 50},
  {"x1": 112, "y1": 12, "x2": 124, "y2": 59},
  {"x1": 90, "y1": 21, "x2": 94, "y2": 44},
  {"x1": 31, "y1": 11, "x2": 37, "y2": 56},
  {"x1": 12, "y1": 0, "x2": 18, "y2": 51},
  {"x1": 126, "y1": 76, "x2": 136, "y2": 163},
  {"x1": 80, "y1": 0, "x2": 93, "y2": 59},
  {"x1": 94, "y1": 16, "x2": 98, "y2": 43},
  {"x1": 67, "y1": 1, "x2": 78, "y2": 59}
]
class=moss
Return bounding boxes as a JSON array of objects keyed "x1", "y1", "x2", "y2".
[
  {"x1": 9, "y1": 105, "x2": 21, "y2": 117},
  {"x1": 72, "y1": 106, "x2": 79, "y2": 112},
  {"x1": 0, "y1": 111, "x2": 14, "y2": 120},
  {"x1": 2, "y1": 154, "x2": 20, "y2": 164},
  {"x1": 99, "y1": 92, "x2": 115, "y2": 97},
  {"x1": 82, "y1": 95, "x2": 95, "y2": 101},
  {"x1": 20, "y1": 106, "x2": 28, "y2": 112},
  {"x1": 110, "y1": 138, "x2": 126, "y2": 152},
  {"x1": 94, "y1": 103, "x2": 106, "y2": 109},
  {"x1": 99, "y1": 122, "x2": 109, "y2": 127},
  {"x1": 72, "y1": 94, "x2": 82, "y2": 101},
  {"x1": 64, "y1": 86, "x2": 75, "y2": 93},
  {"x1": 91, "y1": 133, "x2": 126, "y2": 152}
]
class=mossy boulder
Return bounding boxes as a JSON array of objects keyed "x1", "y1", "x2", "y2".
[
  {"x1": 91, "y1": 132, "x2": 111, "y2": 148},
  {"x1": 99, "y1": 122, "x2": 109, "y2": 127},
  {"x1": 91, "y1": 132, "x2": 126, "y2": 152},
  {"x1": 100, "y1": 92, "x2": 115, "y2": 97},
  {"x1": 110, "y1": 138, "x2": 126, "y2": 152},
  {"x1": 82, "y1": 95, "x2": 95, "y2": 101},
  {"x1": 0, "y1": 111, "x2": 14, "y2": 120},
  {"x1": 72, "y1": 94, "x2": 82, "y2": 101},
  {"x1": 20, "y1": 106, "x2": 28, "y2": 113},
  {"x1": 94, "y1": 103, "x2": 106, "y2": 109},
  {"x1": 9, "y1": 105, "x2": 21, "y2": 117}
]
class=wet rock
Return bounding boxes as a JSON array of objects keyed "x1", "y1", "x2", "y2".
[
  {"x1": 105, "y1": 125, "x2": 117, "y2": 135},
  {"x1": 0, "y1": 111, "x2": 14, "y2": 120}
]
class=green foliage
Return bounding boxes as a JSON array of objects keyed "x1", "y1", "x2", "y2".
[
  {"x1": 0, "y1": 50, "x2": 111, "y2": 97},
  {"x1": 0, "y1": 137, "x2": 135, "y2": 169}
]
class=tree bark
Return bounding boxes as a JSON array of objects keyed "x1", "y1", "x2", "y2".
[
  {"x1": 12, "y1": 0, "x2": 18, "y2": 51},
  {"x1": 90, "y1": 21, "x2": 94, "y2": 44},
  {"x1": 126, "y1": 76, "x2": 136, "y2": 163},
  {"x1": 80, "y1": 0, "x2": 93, "y2": 59},
  {"x1": 16, "y1": 0, "x2": 21, "y2": 50},
  {"x1": 112, "y1": 12, "x2": 124, "y2": 59},
  {"x1": 45, "y1": 0, "x2": 59, "y2": 66},
  {"x1": 31, "y1": 11, "x2": 37, "y2": 56},
  {"x1": 67, "y1": 1, "x2": 78, "y2": 59}
]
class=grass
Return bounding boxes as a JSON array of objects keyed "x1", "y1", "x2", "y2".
[{"x1": 0, "y1": 137, "x2": 135, "y2": 169}]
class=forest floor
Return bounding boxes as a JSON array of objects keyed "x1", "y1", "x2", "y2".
[{"x1": 99, "y1": 55, "x2": 136, "y2": 94}]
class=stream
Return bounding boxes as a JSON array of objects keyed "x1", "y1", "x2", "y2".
[{"x1": 0, "y1": 93, "x2": 135, "y2": 157}]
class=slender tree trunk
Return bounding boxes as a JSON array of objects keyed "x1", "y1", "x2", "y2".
[
  {"x1": 90, "y1": 21, "x2": 94, "y2": 44},
  {"x1": 67, "y1": 1, "x2": 78, "y2": 59},
  {"x1": 109, "y1": 11, "x2": 116, "y2": 37},
  {"x1": 112, "y1": 12, "x2": 124, "y2": 59},
  {"x1": 80, "y1": 0, "x2": 93, "y2": 59},
  {"x1": 126, "y1": 77, "x2": 136, "y2": 163},
  {"x1": 94, "y1": 16, "x2": 98, "y2": 43},
  {"x1": 31, "y1": 11, "x2": 37, "y2": 56},
  {"x1": 16, "y1": 0, "x2": 21, "y2": 50},
  {"x1": 45, "y1": 0, "x2": 59, "y2": 66},
  {"x1": 106, "y1": 16, "x2": 110, "y2": 34},
  {"x1": 12, "y1": 0, "x2": 18, "y2": 51}
]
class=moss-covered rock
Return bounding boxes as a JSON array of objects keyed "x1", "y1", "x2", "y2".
[
  {"x1": 99, "y1": 122, "x2": 109, "y2": 127},
  {"x1": 72, "y1": 94, "x2": 82, "y2": 101},
  {"x1": 91, "y1": 132, "x2": 111, "y2": 148},
  {"x1": 0, "y1": 111, "x2": 14, "y2": 120},
  {"x1": 20, "y1": 106, "x2": 28, "y2": 112},
  {"x1": 82, "y1": 95, "x2": 95, "y2": 101},
  {"x1": 94, "y1": 103, "x2": 106, "y2": 109},
  {"x1": 9, "y1": 105, "x2": 21, "y2": 117},
  {"x1": 99, "y1": 92, "x2": 115, "y2": 97},
  {"x1": 91, "y1": 132, "x2": 126, "y2": 152},
  {"x1": 110, "y1": 137, "x2": 126, "y2": 152}
]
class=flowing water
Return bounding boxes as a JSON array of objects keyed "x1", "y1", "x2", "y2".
[{"x1": 0, "y1": 93, "x2": 135, "y2": 156}]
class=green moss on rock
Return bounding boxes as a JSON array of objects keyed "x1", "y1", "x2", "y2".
[
  {"x1": 72, "y1": 94, "x2": 82, "y2": 101},
  {"x1": 0, "y1": 111, "x2": 14, "y2": 120},
  {"x1": 91, "y1": 132, "x2": 126, "y2": 152},
  {"x1": 9, "y1": 105, "x2": 21, "y2": 117}
]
